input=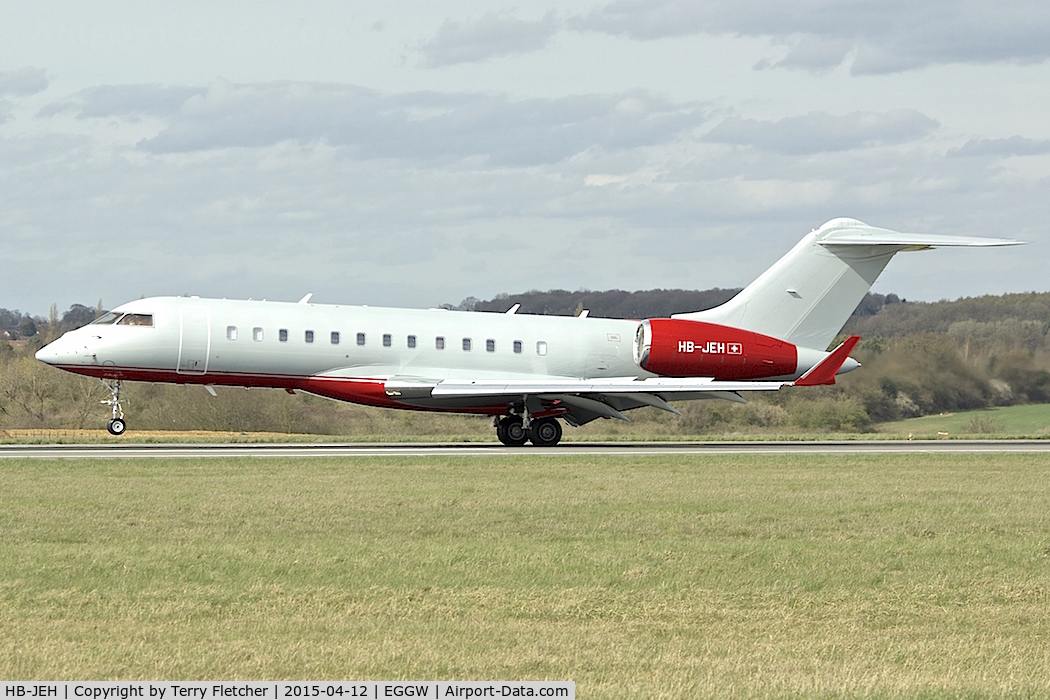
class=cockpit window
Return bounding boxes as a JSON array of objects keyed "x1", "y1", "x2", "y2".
[
  {"x1": 91, "y1": 311, "x2": 122, "y2": 325},
  {"x1": 116, "y1": 313, "x2": 154, "y2": 327}
]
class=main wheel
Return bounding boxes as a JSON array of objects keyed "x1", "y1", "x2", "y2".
[
  {"x1": 107, "y1": 418, "x2": 127, "y2": 436},
  {"x1": 528, "y1": 417, "x2": 562, "y2": 447},
  {"x1": 496, "y1": 416, "x2": 528, "y2": 446}
]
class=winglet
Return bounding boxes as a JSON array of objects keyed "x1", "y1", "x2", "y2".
[{"x1": 794, "y1": 335, "x2": 861, "y2": 386}]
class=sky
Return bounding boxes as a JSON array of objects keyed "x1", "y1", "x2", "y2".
[{"x1": 2, "y1": 0, "x2": 1049, "y2": 317}]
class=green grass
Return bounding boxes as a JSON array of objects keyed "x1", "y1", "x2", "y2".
[
  {"x1": 3, "y1": 454, "x2": 1050, "y2": 697},
  {"x1": 877, "y1": 403, "x2": 1050, "y2": 438}
]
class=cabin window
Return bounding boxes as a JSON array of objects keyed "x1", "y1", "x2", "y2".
[
  {"x1": 331, "y1": 331, "x2": 340, "y2": 345},
  {"x1": 407, "y1": 335, "x2": 417, "y2": 349},
  {"x1": 462, "y1": 338, "x2": 472, "y2": 351},
  {"x1": 383, "y1": 334, "x2": 392, "y2": 347},
  {"x1": 117, "y1": 313, "x2": 153, "y2": 327},
  {"x1": 513, "y1": 340, "x2": 523, "y2": 354},
  {"x1": 435, "y1": 336, "x2": 445, "y2": 350},
  {"x1": 253, "y1": 327, "x2": 264, "y2": 342},
  {"x1": 305, "y1": 330, "x2": 314, "y2": 343},
  {"x1": 92, "y1": 311, "x2": 122, "y2": 325},
  {"x1": 227, "y1": 326, "x2": 237, "y2": 341},
  {"x1": 486, "y1": 339, "x2": 495, "y2": 352},
  {"x1": 357, "y1": 332, "x2": 366, "y2": 346},
  {"x1": 279, "y1": 329, "x2": 288, "y2": 342},
  {"x1": 536, "y1": 341, "x2": 547, "y2": 356}
]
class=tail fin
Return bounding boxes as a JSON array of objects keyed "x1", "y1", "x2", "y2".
[{"x1": 675, "y1": 218, "x2": 1023, "y2": 350}]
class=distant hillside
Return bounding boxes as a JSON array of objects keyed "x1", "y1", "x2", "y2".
[
  {"x1": 843, "y1": 291, "x2": 1050, "y2": 339},
  {"x1": 455, "y1": 288, "x2": 743, "y2": 319},
  {"x1": 451, "y1": 288, "x2": 903, "y2": 321}
]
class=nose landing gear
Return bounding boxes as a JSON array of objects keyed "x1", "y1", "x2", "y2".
[{"x1": 101, "y1": 379, "x2": 128, "y2": 435}]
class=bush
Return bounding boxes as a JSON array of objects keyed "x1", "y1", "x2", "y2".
[
  {"x1": 966, "y1": 414, "x2": 1006, "y2": 434},
  {"x1": 789, "y1": 396, "x2": 871, "y2": 433}
]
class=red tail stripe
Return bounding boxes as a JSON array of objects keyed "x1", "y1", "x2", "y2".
[{"x1": 794, "y1": 336, "x2": 861, "y2": 386}]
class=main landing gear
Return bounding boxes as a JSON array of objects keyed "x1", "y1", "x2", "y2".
[
  {"x1": 101, "y1": 379, "x2": 128, "y2": 436},
  {"x1": 495, "y1": 415, "x2": 563, "y2": 447}
]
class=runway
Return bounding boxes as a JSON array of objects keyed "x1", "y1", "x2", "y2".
[{"x1": 2, "y1": 439, "x2": 1050, "y2": 459}]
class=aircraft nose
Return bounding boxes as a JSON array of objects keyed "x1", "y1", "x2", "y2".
[
  {"x1": 35, "y1": 343, "x2": 60, "y2": 365},
  {"x1": 35, "y1": 336, "x2": 85, "y2": 366}
]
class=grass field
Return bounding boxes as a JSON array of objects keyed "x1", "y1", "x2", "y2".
[
  {"x1": 3, "y1": 454, "x2": 1050, "y2": 697},
  {"x1": 7, "y1": 401, "x2": 1050, "y2": 444},
  {"x1": 877, "y1": 403, "x2": 1050, "y2": 438}
]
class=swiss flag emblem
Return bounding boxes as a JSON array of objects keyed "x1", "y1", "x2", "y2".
[{"x1": 727, "y1": 342, "x2": 743, "y2": 355}]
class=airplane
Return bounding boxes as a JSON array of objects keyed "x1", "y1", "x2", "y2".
[{"x1": 35, "y1": 218, "x2": 1022, "y2": 444}]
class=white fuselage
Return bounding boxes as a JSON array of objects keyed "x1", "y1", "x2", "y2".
[{"x1": 37, "y1": 296, "x2": 666, "y2": 413}]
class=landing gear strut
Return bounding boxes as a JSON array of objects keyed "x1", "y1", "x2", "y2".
[
  {"x1": 101, "y1": 379, "x2": 128, "y2": 436},
  {"x1": 494, "y1": 414, "x2": 563, "y2": 446}
]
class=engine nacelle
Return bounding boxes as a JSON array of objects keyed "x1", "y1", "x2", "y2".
[{"x1": 634, "y1": 318, "x2": 798, "y2": 379}]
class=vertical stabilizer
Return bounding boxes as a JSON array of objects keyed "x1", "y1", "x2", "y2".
[{"x1": 675, "y1": 218, "x2": 1023, "y2": 350}]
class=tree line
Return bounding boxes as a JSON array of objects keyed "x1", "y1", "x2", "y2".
[
  {"x1": 450, "y1": 288, "x2": 743, "y2": 318},
  {"x1": 1, "y1": 303, "x2": 101, "y2": 342},
  {"x1": 447, "y1": 289, "x2": 908, "y2": 319}
]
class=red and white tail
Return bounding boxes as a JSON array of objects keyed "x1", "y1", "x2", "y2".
[{"x1": 675, "y1": 218, "x2": 1022, "y2": 351}]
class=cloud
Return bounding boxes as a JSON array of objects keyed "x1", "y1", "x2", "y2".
[
  {"x1": 703, "y1": 110, "x2": 939, "y2": 154},
  {"x1": 36, "y1": 84, "x2": 207, "y2": 120},
  {"x1": 0, "y1": 68, "x2": 49, "y2": 121},
  {"x1": 131, "y1": 80, "x2": 706, "y2": 166},
  {"x1": 76, "y1": 85, "x2": 207, "y2": 119},
  {"x1": 949, "y1": 136, "x2": 1050, "y2": 158},
  {"x1": 419, "y1": 11, "x2": 561, "y2": 67},
  {"x1": 571, "y1": 0, "x2": 1050, "y2": 74},
  {"x1": 2, "y1": 71, "x2": 1045, "y2": 314},
  {"x1": 0, "y1": 67, "x2": 48, "y2": 96}
]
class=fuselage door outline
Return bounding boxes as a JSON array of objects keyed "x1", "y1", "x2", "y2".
[{"x1": 177, "y1": 306, "x2": 211, "y2": 375}]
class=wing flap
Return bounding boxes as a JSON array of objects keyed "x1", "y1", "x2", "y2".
[
  {"x1": 428, "y1": 377, "x2": 788, "y2": 396},
  {"x1": 545, "y1": 393, "x2": 630, "y2": 421}
]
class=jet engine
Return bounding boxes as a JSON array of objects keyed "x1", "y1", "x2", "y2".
[{"x1": 634, "y1": 318, "x2": 798, "y2": 380}]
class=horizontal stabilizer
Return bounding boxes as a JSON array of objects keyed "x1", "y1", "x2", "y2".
[
  {"x1": 819, "y1": 223, "x2": 1024, "y2": 249},
  {"x1": 794, "y1": 335, "x2": 861, "y2": 387}
]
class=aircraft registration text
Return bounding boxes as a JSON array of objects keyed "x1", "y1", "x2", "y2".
[{"x1": 677, "y1": 340, "x2": 743, "y2": 355}]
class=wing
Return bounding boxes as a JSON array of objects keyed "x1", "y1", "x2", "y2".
[
  {"x1": 385, "y1": 375, "x2": 784, "y2": 424},
  {"x1": 383, "y1": 335, "x2": 859, "y2": 425}
]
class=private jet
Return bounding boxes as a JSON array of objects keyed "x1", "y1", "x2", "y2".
[{"x1": 35, "y1": 218, "x2": 1022, "y2": 444}]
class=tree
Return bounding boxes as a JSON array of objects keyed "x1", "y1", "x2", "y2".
[
  {"x1": 61, "y1": 304, "x2": 99, "y2": 330},
  {"x1": 0, "y1": 357, "x2": 58, "y2": 425}
]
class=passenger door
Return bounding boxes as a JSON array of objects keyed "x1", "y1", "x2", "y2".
[{"x1": 177, "y1": 306, "x2": 210, "y2": 375}]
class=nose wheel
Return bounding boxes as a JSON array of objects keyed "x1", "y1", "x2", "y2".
[{"x1": 101, "y1": 380, "x2": 128, "y2": 436}]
